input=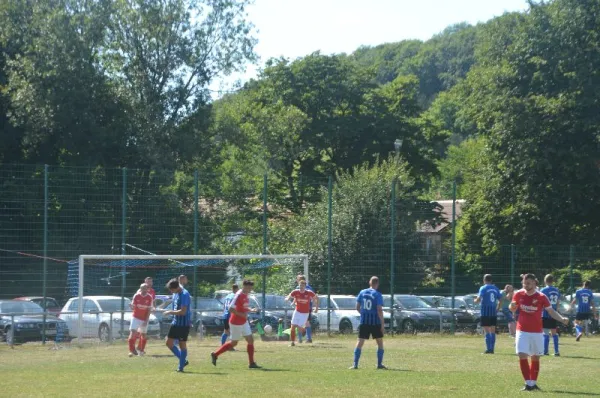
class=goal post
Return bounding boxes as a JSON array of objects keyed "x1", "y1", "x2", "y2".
[{"x1": 72, "y1": 254, "x2": 309, "y2": 343}]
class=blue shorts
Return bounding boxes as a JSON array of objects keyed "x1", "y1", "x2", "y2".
[{"x1": 502, "y1": 309, "x2": 514, "y2": 322}]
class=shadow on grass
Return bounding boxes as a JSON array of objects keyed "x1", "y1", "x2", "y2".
[
  {"x1": 549, "y1": 391, "x2": 600, "y2": 396},
  {"x1": 149, "y1": 354, "x2": 176, "y2": 358},
  {"x1": 252, "y1": 368, "x2": 293, "y2": 372},
  {"x1": 178, "y1": 371, "x2": 228, "y2": 375},
  {"x1": 561, "y1": 355, "x2": 599, "y2": 360}
]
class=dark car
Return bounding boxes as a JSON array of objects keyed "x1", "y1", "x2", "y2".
[
  {"x1": 0, "y1": 300, "x2": 70, "y2": 344},
  {"x1": 422, "y1": 296, "x2": 479, "y2": 333},
  {"x1": 155, "y1": 296, "x2": 225, "y2": 337},
  {"x1": 13, "y1": 297, "x2": 63, "y2": 315},
  {"x1": 383, "y1": 294, "x2": 455, "y2": 334},
  {"x1": 458, "y1": 294, "x2": 509, "y2": 333}
]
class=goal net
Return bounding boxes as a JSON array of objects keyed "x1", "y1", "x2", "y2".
[{"x1": 64, "y1": 254, "x2": 309, "y2": 343}]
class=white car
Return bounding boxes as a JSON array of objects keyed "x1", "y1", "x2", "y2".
[
  {"x1": 59, "y1": 296, "x2": 160, "y2": 342},
  {"x1": 316, "y1": 295, "x2": 392, "y2": 333}
]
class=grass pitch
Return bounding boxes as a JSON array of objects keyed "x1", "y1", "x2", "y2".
[{"x1": 1, "y1": 334, "x2": 599, "y2": 397}]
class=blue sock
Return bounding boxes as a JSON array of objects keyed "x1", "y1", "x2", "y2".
[
  {"x1": 221, "y1": 333, "x2": 228, "y2": 345},
  {"x1": 543, "y1": 334, "x2": 550, "y2": 353},
  {"x1": 553, "y1": 334, "x2": 559, "y2": 353},
  {"x1": 353, "y1": 348, "x2": 361, "y2": 367},
  {"x1": 491, "y1": 333, "x2": 496, "y2": 350},
  {"x1": 576, "y1": 324, "x2": 582, "y2": 335},
  {"x1": 179, "y1": 349, "x2": 187, "y2": 370},
  {"x1": 174, "y1": 339, "x2": 179, "y2": 346},
  {"x1": 306, "y1": 326, "x2": 312, "y2": 340},
  {"x1": 485, "y1": 333, "x2": 491, "y2": 351},
  {"x1": 377, "y1": 349, "x2": 384, "y2": 367},
  {"x1": 170, "y1": 345, "x2": 181, "y2": 359}
]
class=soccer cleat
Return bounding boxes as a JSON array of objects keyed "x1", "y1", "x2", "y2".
[
  {"x1": 543, "y1": 352, "x2": 549, "y2": 356},
  {"x1": 306, "y1": 339, "x2": 313, "y2": 343},
  {"x1": 377, "y1": 365, "x2": 387, "y2": 370},
  {"x1": 554, "y1": 352, "x2": 560, "y2": 357},
  {"x1": 210, "y1": 352, "x2": 218, "y2": 367},
  {"x1": 183, "y1": 360, "x2": 189, "y2": 368},
  {"x1": 576, "y1": 333, "x2": 582, "y2": 342},
  {"x1": 349, "y1": 365, "x2": 358, "y2": 369},
  {"x1": 248, "y1": 362, "x2": 261, "y2": 369},
  {"x1": 531, "y1": 385, "x2": 542, "y2": 391},
  {"x1": 137, "y1": 350, "x2": 145, "y2": 356},
  {"x1": 289, "y1": 342, "x2": 295, "y2": 347},
  {"x1": 175, "y1": 368, "x2": 185, "y2": 373},
  {"x1": 483, "y1": 349, "x2": 494, "y2": 354},
  {"x1": 128, "y1": 351, "x2": 137, "y2": 357},
  {"x1": 521, "y1": 385, "x2": 533, "y2": 391}
]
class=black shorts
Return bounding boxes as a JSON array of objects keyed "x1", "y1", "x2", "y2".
[
  {"x1": 358, "y1": 324, "x2": 383, "y2": 340},
  {"x1": 168, "y1": 325, "x2": 190, "y2": 341},
  {"x1": 480, "y1": 316, "x2": 497, "y2": 327},
  {"x1": 576, "y1": 312, "x2": 592, "y2": 321},
  {"x1": 542, "y1": 318, "x2": 557, "y2": 329}
]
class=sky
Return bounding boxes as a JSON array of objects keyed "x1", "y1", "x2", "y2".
[{"x1": 211, "y1": 0, "x2": 530, "y2": 95}]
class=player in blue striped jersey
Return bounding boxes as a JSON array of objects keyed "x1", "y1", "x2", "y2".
[
  {"x1": 540, "y1": 274, "x2": 561, "y2": 356},
  {"x1": 474, "y1": 274, "x2": 501, "y2": 354},
  {"x1": 571, "y1": 281, "x2": 597, "y2": 342},
  {"x1": 220, "y1": 283, "x2": 239, "y2": 345},
  {"x1": 351, "y1": 276, "x2": 385, "y2": 370},
  {"x1": 163, "y1": 278, "x2": 191, "y2": 372}
]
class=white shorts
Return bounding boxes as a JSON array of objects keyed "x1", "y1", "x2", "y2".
[
  {"x1": 230, "y1": 322, "x2": 252, "y2": 341},
  {"x1": 516, "y1": 331, "x2": 544, "y2": 356},
  {"x1": 291, "y1": 311, "x2": 309, "y2": 327},
  {"x1": 129, "y1": 317, "x2": 148, "y2": 334}
]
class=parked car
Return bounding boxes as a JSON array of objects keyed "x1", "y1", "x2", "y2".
[
  {"x1": 0, "y1": 300, "x2": 70, "y2": 344},
  {"x1": 13, "y1": 297, "x2": 63, "y2": 315},
  {"x1": 155, "y1": 296, "x2": 225, "y2": 336},
  {"x1": 59, "y1": 296, "x2": 160, "y2": 342},
  {"x1": 457, "y1": 294, "x2": 509, "y2": 332},
  {"x1": 252, "y1": 293, "x2": 320, "y2": 330},
  {"x1": 383, "y1": 294, "x2": 455, "y2": 334},
  {"x1": 420, "y1": 296, "x2": 479, "y2": 333},
  {"x1": 316, "y1": 295, "x2": 392, "y2": 333}
]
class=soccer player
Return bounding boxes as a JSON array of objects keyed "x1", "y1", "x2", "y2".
[
  {"x1": 163, "y1": 278, "x2": 191, "y2": 372},
  {"x1": 295, "y1": 274, "x2": 316, "y2": 343},
  {"x1": 570, "y1": 281, "x2": 598, "y2": 341},
  {"x1": 128, "y1": 283, "x2": 153, "y2": 357},
  {"x1": 474, "y1": 274, "x2": 501, "y2": 354},
  {"x1": 144, "y1": 277, "x2": 156, "y2": 301},
  {"x1": 211, "y1": 279, "x2": 261, "y2": 369},
  {"x1": 220, "y1": 283, "x2": 239, "y2": 345},
  {"x1": 510, "y1": 273, "x2": 568, "y2": 391},
  {"x1": 501, "y1": 284, "x2": 516, "y2": 337},
  {"x1": 178, "y1": 274, "x2": 188, "y2": 287},
  {"x1": 285, "y1": 279, "x2": 318, "y2": 347},
  {"x1": 136, "y1": 276, "x2": 156, "y2": 353},
  {"x1": 540, "y1": 274, "x2": 561, "y2": 356},
  {"x1": 351, "y1": 276, "x2": 385, "y2": 370}
]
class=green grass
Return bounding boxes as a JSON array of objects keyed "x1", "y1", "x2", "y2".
[{"x1": 1, "y1": 334, "x2": 599, "y2": 397}]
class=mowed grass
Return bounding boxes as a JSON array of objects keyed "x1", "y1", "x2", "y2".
[{"x1": 1, "y1": 334, "x2": 599, "y2": 397}]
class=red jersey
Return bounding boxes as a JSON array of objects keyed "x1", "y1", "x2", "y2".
[
  {"x1": 147, "y1": 287, "x2": 156, "y2": 300},
  {"x1": 132, "y1": 292, "x2": 153, "y2": 320},
  {"x1": 290, "y1": 289, "x2": 316, "y2": 313},
  {"x1": 513, "y1": 289, "x2": 551, "y2": 333},
  {"x1": 229, "y1": 291, "x2": 250, "y2": 325}
]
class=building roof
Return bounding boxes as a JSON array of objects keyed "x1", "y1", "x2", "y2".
[{"x1": 419, "y1": 200, "x2": 465, "y2": 233}]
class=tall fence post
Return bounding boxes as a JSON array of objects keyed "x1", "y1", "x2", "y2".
[
  {"x1": 327, "y1": 176, "x2": 333, "y2": 335},
  {"x1": 42, "y1": 164, "x2": 49, "y2": 344},
  {"x1": 120, "y1": 167, "x2": 127, "y2": 339},
  {"x1": 569, "y1": 245, "x2": 574, "y2": 293},
  {"x1": 193, "y1": 170, "x2": 199, "y2": 316},
  {"x1": 510, "y1": 244, "x2": 516, "y2": 286},
  {"x1": 261, "y1": 174, "x2": 268, "y2": 321},
  {"x1": 390, "y1": 179, "x2": 396, "y2": 336},
  {"x1": 450, "y1": 179, "x2": 457, "y2": 334}
]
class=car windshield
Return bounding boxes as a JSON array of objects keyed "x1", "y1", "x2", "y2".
[
  {"x1": 461, "y1": 296, "x2": 481, "y2": 310},
  {"x1": 255, "y1": 295, "x2": 289, "y2": 309},
  {"x1": 0, "y1": 301, "x2": 44, "y2": 314},
  {"x1": 97, "y1": 298, "x2": 131, "y2": 312},
  {"x1": 333, "y1": 298, "x2": 357, "y2": 310},
  {"x1": 197, "y1": 299, "x2": 223, "y2": 311},
  {"x1": 396, "y1": 296, "x2": 432, "y2": 309}
]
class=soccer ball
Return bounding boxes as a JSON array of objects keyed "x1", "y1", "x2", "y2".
[{"x1": 264, "y1": 324, "x2": 273, "y2": 334}]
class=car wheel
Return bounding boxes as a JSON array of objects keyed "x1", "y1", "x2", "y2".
[
  {"x1": 98, "y1": 323, "x2": 111, "y2": 342},
  {"x1": 402, "y1": 319, "x2": 416, "y2": 334},
  {"x1": 339, "y1": 319, "x2": 353, "y2": 334}
]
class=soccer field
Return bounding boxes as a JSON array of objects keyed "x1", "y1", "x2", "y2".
[{"x1": 1, "y1": 334, "x2": 599, "y2": 397}]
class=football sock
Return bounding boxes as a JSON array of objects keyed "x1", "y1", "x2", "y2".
[
  {"x1": 377, "y1": 349, "x2": 384, "y2": 367},
  {"x1": 291, "y1": 327, "x2": 296, "y2": 342},
  {"x1": 170, "y1": 345, "x2": 181, "y2": 359},
  {"x1": 298, "y1": 327, "x2": 302, "y2": 343},
  {"x1": 128, "y1": 336, "x2": 136, "y2": 352},
  {"x1": 354, "y1": 348, "x2": 362, "y2": 367},
  {"x1": 491, "y1": 333, "x2": 496, "y2": 350},
  {"x1": 214, "y1": 342, "x2": 233, "y2": 357},
  {"x1": 247, "y1": 344, "x2": 255, "y2": 364},
  {"x1": 553, "y1": 334, "x2": 559, "y2": 353},
  {"x1": 543, "y1": 334, "x2": 550, "y2": 353},
  {"x1": 575, "y1": 324, "x2": 582, "y2": 335},
  {"x1": 179, "y1": 349, "x2": 187, "y2": 370},
  {"x1": 530, "y1": 359, "x2": 539, "y2": 382},
  {"x1": 485, "y1": 333, "x2": 491, "y2": 351},
  {"x1": 306, "y1": 326, "x2": 312, "y2": 340},
  {"x1": 221, "y1": 333, "x2": 228, "y2": 345},
  {"x1": 519, "y1": 358, "x2": 530, "y2": 381}
]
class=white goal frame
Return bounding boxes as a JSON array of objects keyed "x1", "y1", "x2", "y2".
[{"x1": 77, "y1": 254, "x2": 309, "y2": 342}]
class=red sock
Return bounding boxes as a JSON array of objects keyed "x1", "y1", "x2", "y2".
[
  {"x1": 214, "y1": 342, "x2": 233, "y2": 357},
  {"x1": 140, "y1": 336, "x2": 146, "y2": 351},
  {"x1": 128, "y1": 337, "x2": 136, "y2": 352},
  {"x1": 530, "y1": 359, "x2": 540, "y2": 381},
  {"x1": 519, "y1": 358, "x2": 530, "y2": 381},
  {"x1": 247, "y1": 344, "x2": 255, "y2": 364},
  {"x1": 291, "y1": 328, "x2": 296, "y2": 341}
]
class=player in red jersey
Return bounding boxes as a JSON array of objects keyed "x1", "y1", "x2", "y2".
[
  {"x1": 285, "y1": 280, "x2": 318, "y2": 346},
  {"x1": 134, "y1": 277, "x2": 156, "y2": 353},
  {"x1": 510, "y1": 273, "x2": 568, "y2": 391},
  {"x1": 210, "y1": 280, "x2": 261, "y2": 369},
  {"x1": 129, "y1": 283, "x2": 154, "y2": 357}
]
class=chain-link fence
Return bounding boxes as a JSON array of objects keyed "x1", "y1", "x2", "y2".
[{"x1": 1, "y1": 164, "x2": 599, "y2": 344}]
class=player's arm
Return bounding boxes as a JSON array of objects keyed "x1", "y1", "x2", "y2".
[
  {"x1": 545, "y1": 306, "x2": 568, "y2": 325},
  {"x1": 312, "y1": 295, "x2": 319, "y2": 313},
  {"x1": 474, "y1": 289, "x2": 482, "y2": 304},
  {"x1": 229, "y1": 304, "x2": 247, "y2": 319},
  {"x1": 164, "y1": 304, "x2": 187, "y2": 316},
  {"x1": 509, "y1": 300, "x2": 518, "y2": 313}
]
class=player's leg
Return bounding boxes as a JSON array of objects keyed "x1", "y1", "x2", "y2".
[
  {"x1": 375, "y1": 325, "x2": 385, "y2": 369},
  {"x1": 166, "y1": 334, "x2": 181, "y2": 360},
  {"x1": 551, "y1": 327, "x2": 559, "y2": 355},
  {"x1": 212, "y1": 324, "x2": 241, "y2": 365},
  {"x1": 244, "y1": 327, "x2": 260, "y2": 368},
  {"x1": 305, "y1": 314, "x2": 313, "y2": 343},
  {"x1": 127, "y1": 328, "x2": 138, "y2": 357},
  {"x1": 290, "y1": 323, "x2": 298, "y2": 346},
  {"x1": 516, "y1": 331, "x2": 532, "y2": 391},
  {"x1": 177, "y1": 334, "x2": 189, "y2": 372},
  {"x1": 221, "y1": 317, "x2": 230, "y2": 345},
  {"x1": 351, "y1": 324, "x2": 367, "y2": 369},
  {"x1": 489, "y1": 319, "x2": 497, "y2": 352},
  {"x1": 481, "y1": 317, "x2": 494, "y2": 353},
  {"x1": 138, "y1": 332, "x2": 147, "y2": 355}
]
